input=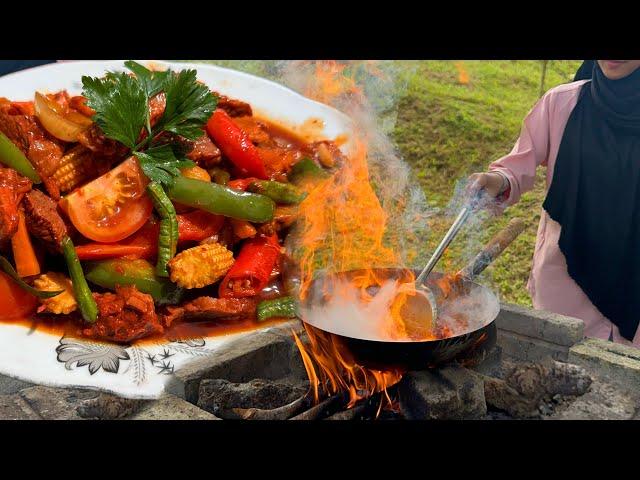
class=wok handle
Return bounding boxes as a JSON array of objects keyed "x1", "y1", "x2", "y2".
[{"x1": 458, "y1": 217, "x2": 525, "y2": 280}]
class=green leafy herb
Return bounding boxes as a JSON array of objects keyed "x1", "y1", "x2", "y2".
[
  {"x1": 136, "y1": 144, "x2": 195, "y2": 187},
  {"x1": 81, "y1": 72, "x2": 147, "y2": 150},
  {"x1": 159, "y1": 68, "x2": 218, "y2": 140},
  {"x1": 124, "y1": 61, "x2": 167, "y2": 98},
  {"x1": 81, "y1": 61, "x2": 218, "y2": 188}
]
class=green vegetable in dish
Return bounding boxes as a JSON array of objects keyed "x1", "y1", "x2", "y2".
[
  {"x1": 208, "y1": 167, "x2": 231, "y2": 185},
  {"x1": 84, "y1": 258, "x2": 184, "y2": 305},
  {"x1": 288, "y1": 158, "x2": 328, "y2": 184},
  {"x1": 167, "y1": 176, "x2": 275, "y2": 223},
  {"x1": 146, "y1": 182, "x2": 178, "y2": 277},
  {"x1": 0, "y1": 255, "x2": 62, "y2": 298},
  {"x1": 256, "y1": 296, "x2": 297, "y2": 322},
  {"x1": 247, "y1": 180, "x2": 307, "y2": 205},
  {"x1": 0, "y1": 131, "x2": 41, "y2": 183},
  {"x1": 61, "y1": 237, "x2": 98, "y2": 323}
]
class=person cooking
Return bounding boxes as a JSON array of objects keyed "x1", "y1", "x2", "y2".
[{"x1": 469, "y1": 60, "x2": 640, "y2": 347}]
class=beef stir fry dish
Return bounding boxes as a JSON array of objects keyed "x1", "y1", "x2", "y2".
[{"x1": 0, "y1": 61, "x2": 342, "y2": 344}]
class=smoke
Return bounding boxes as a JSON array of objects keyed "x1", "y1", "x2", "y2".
[
  {"x1": 444, "y1": 177, "x2": 502, "y2": 299},
  {"x1": 281, "y1": 61, "x2": 433, "y2": 266},
  {"x1": 299, "y1": 277, "x2": 402, "y2": 341}
]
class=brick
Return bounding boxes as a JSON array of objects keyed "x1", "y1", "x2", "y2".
[
  {"x1": 399, "y1": 366, "x2": 486, "y2": 420},
  {"x1": 569, "y1": 338, "x2": 640, "y2": 391},
  {"x1": 166, "y1": 331, "x2": 298, "y2": 403},
  {"x1": 129, "y1": 394, "x2": 219, "y2": 420},
  {"x1": 496, "y1": 303, "x2": 584, "y2": 346},
  {"x1": 498, "y1": 330, "x2": 569, "y2": 362}
]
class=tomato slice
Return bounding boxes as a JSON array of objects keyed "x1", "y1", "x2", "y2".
[
  {"x1": 0, "y1": 271, "x2": 38, "y2": 320},
  {"x1": 59, "y1": 157, "x2": 153, "y2": 243}
]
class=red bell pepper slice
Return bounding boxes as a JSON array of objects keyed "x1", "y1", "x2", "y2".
[
  {"x1": 219, "y1": 234, "x2": 281, "y2": 298},
  {"x1": 206, "y1": 109, "x2": 268, "y2": 180},
  {"x1": 76, "y1": 211, "x2": 225, "y2": 260}
]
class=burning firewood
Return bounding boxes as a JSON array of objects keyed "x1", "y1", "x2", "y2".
[
  {"x1": 289, "y1": 393, "x2": 346, "y2": 420},
  {"x1": 232, "y1": 393, "x2": 312, "y2": 420}
]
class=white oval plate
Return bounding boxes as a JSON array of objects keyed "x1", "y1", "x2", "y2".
[{"x1": 0, "y1": 60, "x2": 352, "y2": 398}]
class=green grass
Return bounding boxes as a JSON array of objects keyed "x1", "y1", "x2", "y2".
[{"x1": 184, "y1": 60, "x2": 581, "y2": 306}]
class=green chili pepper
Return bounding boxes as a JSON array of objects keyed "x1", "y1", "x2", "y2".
[
  {"x1": 84, "y1": 258, "x2": 184, "y2": 305},
  {"x1": 207, "y1": 167, "x2": 231, "y2": 185},
  {"x1": 61, "y1": 236, "x2": 98, "y2": 323},
  {"x1": 167, "y1": 176, "x2": 275, "y2": 223},
  {"x1": 0, "y1": 255, "x2": 63, "y2": 298},
  {"x1": 247, "y1": 180, "x2": 307, "y2": 205},
  {"x1": 0, "y1": 131, "x2": 41, "y2": 183},
  {"x1": 288, "y1": 158, "x2": 328, "y2": 184},
  {"x1": 146, "y1": 182, "x2": 178, "y2": 277},
  {"x1": 256, "y1": 296, "x2": 297, "y2": 322}
]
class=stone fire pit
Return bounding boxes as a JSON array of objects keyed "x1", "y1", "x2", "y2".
[{"x1": 2, "y1": 303, "x2": 640, "y2": 420}]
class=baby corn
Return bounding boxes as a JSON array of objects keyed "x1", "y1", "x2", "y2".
[
  {"x1": 168, "y1": 243, "x2": 234, "y2": 289},
  {"x1": 33, "y1": 272, "x2": 77, "y2": 314},
  {"x1": 51, "y1": 145, "x2": 94, "y2": 193}
]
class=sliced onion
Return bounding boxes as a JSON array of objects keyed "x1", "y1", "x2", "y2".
[
  {"x1": 65, "y1": 110, "x2": 94, "y2": 127},
  {"x1": 34, "y1": 92, "x2": 88, "y2": 142}
]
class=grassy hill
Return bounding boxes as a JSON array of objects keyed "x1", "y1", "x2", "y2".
[
  {"x1": 188, "y1": 60, "x2": 582, "y2": 306},
  {"x1": 392, "y1": 60, "x2": 581, "y2": 305}
]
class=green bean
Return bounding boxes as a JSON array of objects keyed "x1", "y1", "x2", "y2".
[
  {"x1": 256, "y1": 296, "x2": 297, "y2": 322},
  {"x1": 168, "y1": 176, "x2": 275, "y2": 223},
  {"x1": 0, "y1": 131, "x2": 41, "y2": 183},
  {"x1": 247, "y1": 180, "x2": 307, "y2": 205},
  {"x1": 85, "y1": 258, "x2": 184, "y2": 305},
  {"x1": 61, "y1": 236, "x2": 98, "y2": 323},
  {"x1": 288, "y1": 158, "x2": 328, "y2": 184},
  {"x1": 146, "y1": 182, "x2": 178, "y2": 277}
]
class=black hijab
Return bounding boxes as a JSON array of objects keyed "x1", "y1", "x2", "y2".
[
  {"x1": 543, "y1": 61, "x2": 640, "y2": 340},
  {"x1": 574, "y1": 60, "x2": 595, "y2": 81}
]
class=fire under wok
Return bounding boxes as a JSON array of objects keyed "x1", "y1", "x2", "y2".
[{"x1": 297, "y1": 218, "x2": 525, "y2": 370}]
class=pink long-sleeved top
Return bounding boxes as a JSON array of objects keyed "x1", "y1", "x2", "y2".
[{"x1": 489, "y1": 79, "x2": 640, "y2": 346}]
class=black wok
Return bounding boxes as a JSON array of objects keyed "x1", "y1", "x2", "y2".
[{"x1": 297, "y1": 218, "x2": 525, "y2": 370}]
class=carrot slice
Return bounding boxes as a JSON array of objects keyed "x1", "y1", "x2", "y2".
[{"x1": 11, "y1": 209, "x2": 40, "y2": 277}]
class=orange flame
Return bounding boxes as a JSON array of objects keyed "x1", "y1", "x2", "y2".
[
  {"x1": 293, "y1": 324, "x2": 402, "y2": 409},
  {"x1": 288, "y1": 61, "x2": 428, "y2": 411}
]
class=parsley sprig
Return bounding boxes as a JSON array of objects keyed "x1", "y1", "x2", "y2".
[{"x1": 81, "y1": 61, "x2": 218, "y2": 188}]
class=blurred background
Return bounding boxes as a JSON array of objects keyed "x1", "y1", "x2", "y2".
[{"x1": 0, "y1": 60, "x2": 583, "y2": 306}]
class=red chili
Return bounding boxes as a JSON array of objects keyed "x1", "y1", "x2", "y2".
[
  {"x1": 76, "y1": 211, "x2": 225, "y2": 260},
  {"x1": 206, "y1": 109, "x2": 268, "y2": 180},
  {"x1": 219, "y1": 234, "x2": 281, "y2": 298}
]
